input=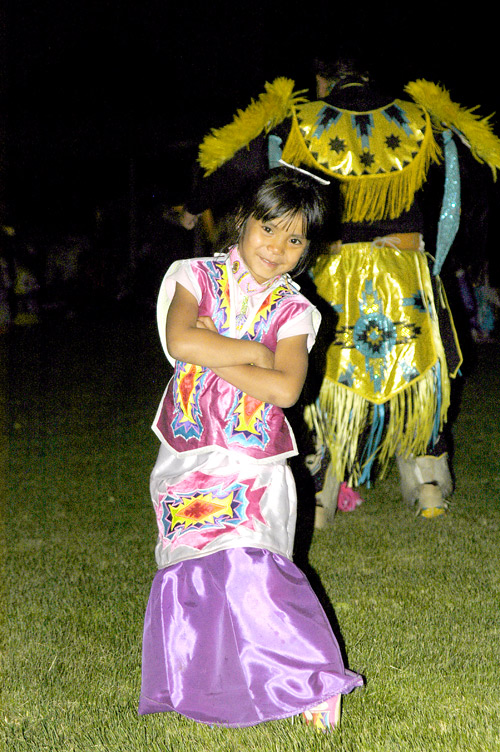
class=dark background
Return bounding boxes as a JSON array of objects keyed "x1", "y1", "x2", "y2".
[{"x1": 3, "y1": 0, "x2": 499, "y2": 241}]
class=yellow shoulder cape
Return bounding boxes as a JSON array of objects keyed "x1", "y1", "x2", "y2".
[
  {"x1": 197, "y1": 78, "x2": 500, "y2": 222},
  {"x1": 281, "y1": 98, "x2": 440, "y2": 222}
]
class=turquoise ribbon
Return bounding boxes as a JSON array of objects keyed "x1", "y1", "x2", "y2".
[
  {"x1": 267, "y1": 135, "x2": 283, "y2": 169},
  {"x1": 433, "y1": 129, "x2": 461, "y2": 276}
]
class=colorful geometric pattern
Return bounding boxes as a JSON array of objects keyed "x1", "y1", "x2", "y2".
[
  {"x1": 334, "y1": 278, "x2": 425, "y2": 394},
  {"x1": 225, "y1": 392, "x2": 271, "y2": 449},
  {"x1": 295, "y1": 99, "x2": 427, "y2": 178},
  {"x1": 225, "y1": 285, "x2": 295, "y2": 448},
  {"x1": 206, "y1": 259, "x2": 231, "y2": 334},
  {"x1": 154, "y1": 473, "x2": 267, "y2": 550},
  {"x1": 246, "y1": 286, "x2": 291, "y2": 340},
  {"x1": 171, "y1": 362, "x2": 208, "y2": 440}
]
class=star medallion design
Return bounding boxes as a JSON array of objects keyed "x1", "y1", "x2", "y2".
[
  {"x1": 354, "y1": 313, "x2": 397, "y2": 357},
  {"x1": 359, "y1": 150, "x2": 376, "y2": 168},
  {"x1": 329, "y1": 136, "x2": 346, "y2": 153},
  {"x1": 333, "y1": 280, "x2": 426, "y2": 393},
  {"x1": 386, "y1": 134, "x2": 401, "y2": 150}
]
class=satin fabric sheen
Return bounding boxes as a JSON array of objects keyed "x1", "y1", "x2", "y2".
[
  {"x1": 140, "y1": 249, "x2": 362, "y2": 726},
  {"x1": 153, "y1": 252, "x2": 317, "y2": 462},
  {"x1": 291, "y1": 99, "x2": 429, "y2": 178},
  {"x1": 150, "y1": 444, "x2": 297, "y2": 569},
  {"x1": 138, "y1": 548, "x2": 363, "y2": 726},
  {"x1": 313, "y1": 242, "x2": 442, "y2": 403}
]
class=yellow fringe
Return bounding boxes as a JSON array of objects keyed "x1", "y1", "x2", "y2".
[
  {"x1": 198, "y1": 78, "x2": 307, "y2": 176},
  {"x1": 406, "y1": 79, "x2": 500, "y2": 179},
  {"x1": 308, "y1": 363, "x2": 450, "y2": 484},
  {"x1": 281, "y1": 106, "x2": 441, "y2": 223}
]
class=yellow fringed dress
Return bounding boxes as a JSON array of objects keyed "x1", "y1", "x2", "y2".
[{"x1": 307, "y1": 241, "x2": 455, "y2": 484}]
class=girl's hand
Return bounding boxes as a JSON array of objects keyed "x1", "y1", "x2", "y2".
[
  {"x1": 213, "y1": 334, "x2": 308, "y2": 408},
  {"x1": 180, "y1": 209, "x2": 199, "y2": 230},
  {"x1": 253, "y1": 344, "x2": 275, "y2": 370},
  {"x1": 196, "y1": 316, "x2": 217, "y2": 332}
]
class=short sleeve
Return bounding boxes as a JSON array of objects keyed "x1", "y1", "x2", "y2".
[
  {"x1": 277, "y1": 305, "x2": 321, "y2": 352},
  {"x1": 156, "y1": 259, "x2": 202, "y2": 366}
]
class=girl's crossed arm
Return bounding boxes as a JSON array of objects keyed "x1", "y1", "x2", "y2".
[
  {"x1": 166, "y1": 282, "x2": 275, "y2": 371},
  {"x1": 167, "y1": 282, "x2": 308, "y2": 408},
  {"x1": 213, "y1": 335, "x2": 308, "y2": 408},
  {"x1": 197, "y1": 316, "x2": 308, "y2": 409}
]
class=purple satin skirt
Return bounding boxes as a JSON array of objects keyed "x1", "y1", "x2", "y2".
[{"x1": 138, "y1": 547, "x2": 363, "y2": 727}]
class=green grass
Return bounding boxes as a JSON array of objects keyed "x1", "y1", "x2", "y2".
[{"x1": 2, "y1": 316, "x2": 500, "y2": 751}]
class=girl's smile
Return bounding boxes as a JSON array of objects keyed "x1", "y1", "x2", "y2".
[{"x1": 238, "y1": 213, "x2": 309, "y2": 284}]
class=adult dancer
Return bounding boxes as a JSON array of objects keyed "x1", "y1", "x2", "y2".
[{"x1": 179, "y1": 54, "x2": 500, "y2": 525}]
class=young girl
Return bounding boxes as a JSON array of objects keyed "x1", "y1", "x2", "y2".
[{"x1": 138, "y1": 169, "x2": 363, "y2": 731}]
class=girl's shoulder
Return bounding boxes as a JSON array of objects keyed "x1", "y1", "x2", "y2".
[
  {"x1": 273, "y1": 274, "x2": 315, "y2": 308},
  {"x1": 156, "y1": 256, "x2": 225, "y2": 366},
  {"x1": 182, "y1": 254, "x2": 228, "y2": 281},
  {"x1": 263, "y1": 277, "x2": 321, "y2": 350},
  {"x1": 164, "y1": 255, "x2": 227, "y2": 293},
  {"x1": 165, "y1": 254, "x2": 226, "y2": 273}
]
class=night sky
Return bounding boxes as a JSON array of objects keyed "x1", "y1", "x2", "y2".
[{"x1": 4, "y1": 0, "x2": 499, "y2": 232}]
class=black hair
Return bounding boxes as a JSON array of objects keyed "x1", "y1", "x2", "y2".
[
  {"x1": 232, "y1": 167, "x2": 334, "y2": 276},
  {"x1": 314, "y1": 57, "x2": 369, "y2": 86}
]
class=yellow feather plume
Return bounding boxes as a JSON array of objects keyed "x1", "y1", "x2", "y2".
[
  {"x1": 198, "y1": 78, "x2": 307, "y2": 176},
  {"x1": 406, "y1": 79, "x2": 500, "y2": 179}
]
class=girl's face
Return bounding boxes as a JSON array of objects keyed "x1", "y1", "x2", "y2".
[{"x1": 238, "y1": 213, "x2": 309, "y2": 284}]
